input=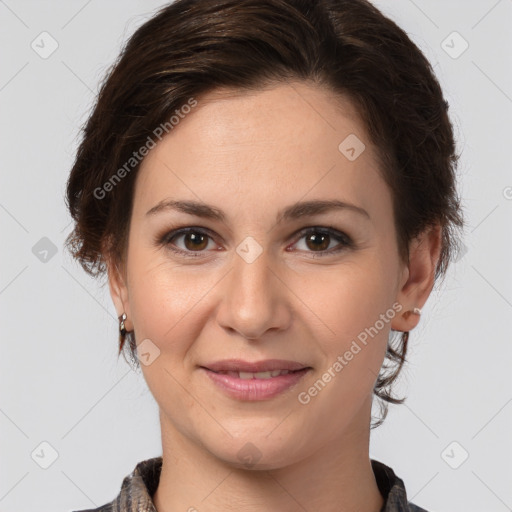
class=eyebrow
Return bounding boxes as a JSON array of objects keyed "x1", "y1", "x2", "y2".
[{"x1": 145, "y1": 198, "x2": 370, "y2": 223}]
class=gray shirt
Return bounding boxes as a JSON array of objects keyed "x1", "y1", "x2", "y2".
[{"x1": 73, "y1": 456, "x2": 429, "y2": 512}]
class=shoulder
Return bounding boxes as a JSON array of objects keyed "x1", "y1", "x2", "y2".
[
  {"x1": 69, "y1": 456, "x2": 162, "y2": 512},
  {"x1": 371, "y1": 458, "x2": 431, "y2": 512}
]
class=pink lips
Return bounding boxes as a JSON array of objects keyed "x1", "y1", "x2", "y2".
[{"x1": 200, "y1": 359, "x2": 312, "y2": 401}]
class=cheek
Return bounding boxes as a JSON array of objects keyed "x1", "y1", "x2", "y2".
[
  {"x1": 298, "y1": 257, "x2": 396, "y2": 390},
  {"x1": 125, "y1": 246, "x2": 234, "y2": 383},
  {"x1": 126, "y1": 259, "x2": 213, "y2": 403},
  {"x1": 293, "y1": 268, "x2": 393, "y2": 425},
  {"x1": 128, "y1": 259, "x2": 207, "y2": 345},
  {"x1": 303, "y1": 257, "x2": 394, "y2": 333}
]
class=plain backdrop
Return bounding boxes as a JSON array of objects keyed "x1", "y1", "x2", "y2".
[{"x1": 1, "y1": 1, "x2": 511, "y2": 511}]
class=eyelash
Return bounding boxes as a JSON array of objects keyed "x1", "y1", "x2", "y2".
[{"x1": 157, "y1": 226, "x2": 354, "y2": 259}]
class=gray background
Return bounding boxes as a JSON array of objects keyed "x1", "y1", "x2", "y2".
[{"x1": 1, "y1": 1, "x2": 511, "y2": 511}]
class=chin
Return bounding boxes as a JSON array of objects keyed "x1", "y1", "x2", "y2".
[{"x1": 206, "y1": 435, "x2": 304, "y2": 471}]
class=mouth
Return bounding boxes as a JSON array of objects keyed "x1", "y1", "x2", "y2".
[{"x1": 198, "y1": 360, "x2": 312, "y2": 401}]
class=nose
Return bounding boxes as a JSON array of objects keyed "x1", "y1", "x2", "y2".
[{"x1": 215, "y1": 245, "x2": 292, "y2": 340}]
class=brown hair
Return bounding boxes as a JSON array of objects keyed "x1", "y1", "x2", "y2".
[{"x1": 65, "y1": 0, "x2": 465, "y2": 428}]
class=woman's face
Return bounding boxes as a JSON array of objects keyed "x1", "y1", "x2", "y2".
[{"x1": 109, "y1": 81, "x2": 414, "y2": 468}]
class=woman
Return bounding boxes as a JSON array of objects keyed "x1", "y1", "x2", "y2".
[{"x1": 66, "y1": 0, "x2": 465, "y2": 510}]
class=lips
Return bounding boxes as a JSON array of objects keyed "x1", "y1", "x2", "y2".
[
  {"x1": 201, "y1": 358, "x2": 311, "y2": 374},
  {"x1": 201, "y1": 365, "x2": 312, "y2": 401}
]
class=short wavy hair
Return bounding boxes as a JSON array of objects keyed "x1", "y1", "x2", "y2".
[{"x1": 65, "y1": 0, "x2": 465, "y2": 428}]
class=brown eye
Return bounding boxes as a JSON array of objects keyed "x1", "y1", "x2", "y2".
[
  {"x1": 182, "y1": 232, "x2": 209, "y2": 251},
  {"x1": 292, "y1": 227, "x2": 353, "y2": 257},
  {"x1": 304, "y1": 232, "x2": 330, "y2": 251},
  {"x1": 161, "y1": 227, "x2": 216, "y2": 257}
]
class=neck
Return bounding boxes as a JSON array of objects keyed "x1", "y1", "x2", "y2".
[{"x1": 153, "y1": 396, "x2": 384, "y2": 512}]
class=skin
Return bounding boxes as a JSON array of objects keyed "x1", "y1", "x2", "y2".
[{"x1": 106, "y1": 81, "x2": 442, "y2": 512}]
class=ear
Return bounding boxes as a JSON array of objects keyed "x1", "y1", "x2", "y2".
[
  {"x1": 104, "y1": 246, "x2": 133, "y2": 332},
  {"x1": 391, "y1": 223, "x2": 442, "y2": 332}
]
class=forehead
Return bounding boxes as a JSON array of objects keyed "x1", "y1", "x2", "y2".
[
  {"x1": 133, "y1": 81, "x2": 389, "y2": 224},
  {"x1": 177, "y1": 82, "x2": 369, "y2": 155}
]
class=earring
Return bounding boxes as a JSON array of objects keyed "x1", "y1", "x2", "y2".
[
  {"x1": 119, "y1": 312, "x2": 127, "y2": 336},
  {"x1": 119, "y1": 313, "x2": 127, "y2": 353}
]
